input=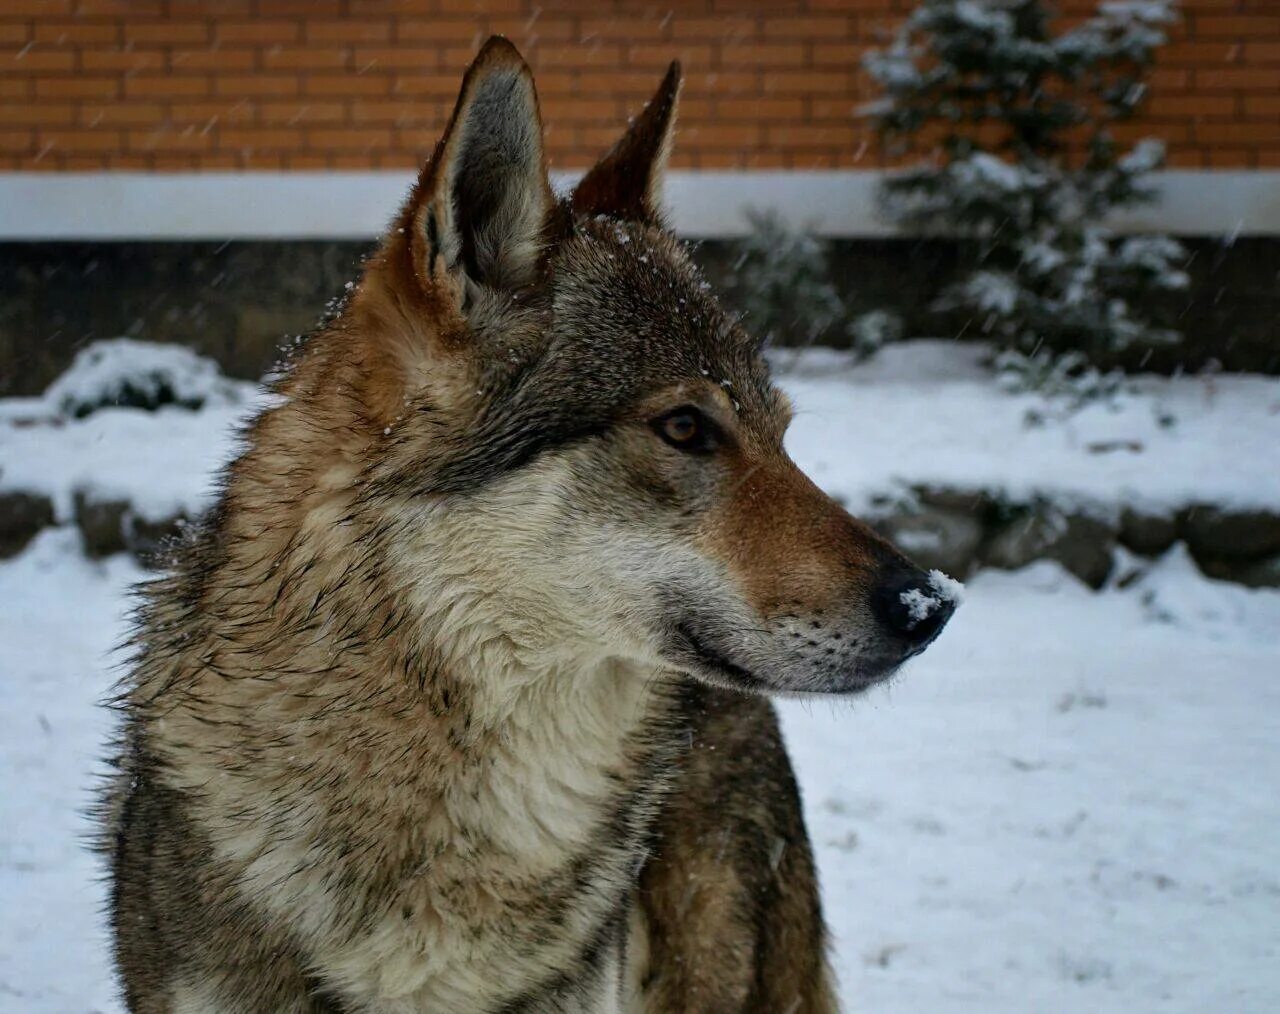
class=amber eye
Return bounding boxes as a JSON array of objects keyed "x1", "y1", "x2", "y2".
[{"x1": 653, "y1": 406, "x2": 715, "y2": 453}]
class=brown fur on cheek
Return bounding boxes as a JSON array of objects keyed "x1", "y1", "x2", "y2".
[{"x1": 696, "y1": 450, "x2": 888, "y2": 618}]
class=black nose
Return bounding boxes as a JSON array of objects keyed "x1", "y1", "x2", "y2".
[{"x1": 873, "y1": 567, "x2": 957, "y2": 650}]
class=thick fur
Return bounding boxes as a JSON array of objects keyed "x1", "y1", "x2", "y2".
[{"x1": 101, "y1": 37, "x2": 946, "y2": 1013}]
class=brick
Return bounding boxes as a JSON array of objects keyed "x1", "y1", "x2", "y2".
[
  {"x1": 700, "y1": 150, "x2": 753, "y2": 168},
  {"x1": 762, "y1": 16, "x2": 853, "y2": 39},
  {"x1": 257, "y1": 0, "x2": 341, "y2": 12},
  {"x1": 6, "y1": 0, "x2": 71, "y2": 12},
  {"x1": 671, "y1": 18, "x2": 757, "y2": 42},
  {"x1": 377, "y1": 151, "x2": 420, "y2": 168},
  {"x1": 670, "y1": 122, "x2": 763, "y2": 147},
  {"x1": 169, "y1": 48, "x2": 257, "y2": 72},
  {"x1": 1, "y1": 102, "x2": 75, "y2": 125},
  {"x1": 1206, "y1": 147, "x2": 1253, "y2": 167},
  {"x1": 812, "y1": 42, "x2": 867, "y2": 66},
  {"x1": 59, "y1": 154, "x2": 110, "y2": 168},
  {"x1": 533, "y1": 44, "x2": 627, "y2": 69},
  {"x1": 724, "y1": 44, "x2": 807, "y2": 67},
  {"x1": 1195, "y1": 121, "x2": 1280, "y2": 143},
  {"x1": 352, "y1": 47, "x2": 441, "y2": 70},
  {"x1": 124, "y1": 22, "x2": 211, "y2": 45},
  {"x1": 152, "y1": 154, "x2": 197, "y2": 169},
  {"x1": 127, "y1": 126, "x2": 212, "y2": 151},
  {"x1": 810, "y1": 97, "x2": 861, "y2": 119},
  {"x1": 625, "y1": 43, "x2": 715, "y2": 68},
  {"x1": 0, "y1": 129, "x2": 35, "y2": 152},
  {"x1": 763, "y1": 70, "x2": 852, "y2": 94},
  {"x1": 486, "y1": 17, "x2": 577, "y2": 44},
  {"x1": 395, "y1": 126, "x2": 444, "y2": 149},
  {"x1": 216, "y1": 21, "x2": 300, "y2": 44},
  {"x1": 394, "y1": 20, "x2": 483, "y2": 43},
  {"x1": 80, "y1": 103, "x2": 165, "y2": 126},
  {"x1": 1195, "y1": 67, "x2": 1280, "y2": 89},
  {"x1": 169, "y1": 101, "x2": 254, "y2": 128},
  {"x1": 1146, "y1": 93, "x2": 1237, "y2": 118},
  {"x1": 544, "y1": 98, "x2": 621, "y2": 122},
  {"x1": 261, "y1": 46, "x2": 352, "y2": 71},
  {"x1": 2, "y1": 49, "x2": 75, "y2": 73},
  {"x1": 389, "y1": 73, "x2": 461, "y2": 97},
  {"x1": 718, "y1": 97, "x2": 805, "y2": 119},
  {"x1": 306, "y1": 126, "x2": 393, "y2": 149},
  {"x1": 436, "y1": 0, "x2": 521, "y2": 13},
  {"x1": 287, "y1": 152, "x2": 332, "y2": 168},
  {"x1": 32, "y1": 22, "x2": 118, "y2": 45},
  {"x1": 675, "y1": 97, "x2": 713, "y2": 120},
  {"x1": 79, "y1": 49, "x2": 165, "y2": 73},
  {"x1": 767, "y1": 123, "x2": 860, "y2": 146},
  {"x1": 1243, "y1": 43, "x2": 1280, "y2": 64},
  {"x1": 169, "y1": 0, "x2": 252, "y2": 11},
  {"x1": 1243, "y1": 95, "x2": 1280, "y2": 117},
  {"x1": 260, "y1": 100, "x2": 347, "y2": 125},
  {"x1": 1194, "y1": 15, "x2": 1280, "y2": 36},
  {"x1": 1149, "y1": 68, "x2": 1191, "y2": 91},
  {"x1": 214, "y1": 75, "x2": 299, "y2": 97},
  {"x1": 576, "y1": 70, "x2": 685, "y2": 95},
  {"x1": 219, "y1": 127, "x2": 303, "y2": 149},
  {"x1": 125, "y1": 75, "x2": 208, "y2": 97},
  {"x1": 35, "y1": 76, "x2": 118, "y2": 99},
  {"x1": 580, "y1": 18, "x2": 670, "y2": 42},
  {"x1": 240, "y1": 150, "x2": 285, "y2": 168},
  {"x1": 307, "y1": 20, "x2": 393, "y2": 43},
  {"x1": 1160, "y1": 41, "x2": 1243, "y2": 64},
  {"x1": 312, "y1": 72, "x2": 392, "y2": 95},
  {"x1": 75, "y1": 0, "x2": 162, "y2": 14},
  {"x1": 681, "y1": 70, "x2": 759, "y2": 97},
  {"x1": 40, "y1": 127, "x2": 124, "y2": 151}
]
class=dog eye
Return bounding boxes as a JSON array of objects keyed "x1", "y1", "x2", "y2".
[{"x1": 653, "y1": 407, "x2": 715, "y2": 453}]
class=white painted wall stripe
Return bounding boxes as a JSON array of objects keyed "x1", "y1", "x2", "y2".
[{"x1": 0, "y1": 170, "x2": 1276, "y2": 240}]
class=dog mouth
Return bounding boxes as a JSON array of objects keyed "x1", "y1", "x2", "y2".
[
  {"x1": 670, "y1": 620, "x2": 907, "y2": 696},
  {"x1": 672, "y1": 622, "x2": 765, "y2": 690}
]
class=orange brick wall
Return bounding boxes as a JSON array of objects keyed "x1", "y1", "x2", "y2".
[{"x1": 0, "y1": 0, "x2": 1276, "y2": 172}]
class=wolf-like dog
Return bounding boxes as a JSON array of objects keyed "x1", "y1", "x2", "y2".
[{"x1": 101, "y1": 37, "x2": 955, "y2": 1013}]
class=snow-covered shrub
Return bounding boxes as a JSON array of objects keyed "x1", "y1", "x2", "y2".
[
  {"x1": 44, "y1": 338, "x2": 247, "y2": 419},
  {"x1": 728, "y1": 210, "x2": 848, "y2": 348},
  {"x1": 864, "y1": 0, "x2": 1189, "y2": 370},
  {"x1": 995, "y1": 347, "x2": 1123, "y2": 406},
  {"x1": 848, "y1": 309, "x2": 904, "y2": 358}
]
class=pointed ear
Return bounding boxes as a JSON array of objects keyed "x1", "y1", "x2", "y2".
[
  {"x1": 410, "y1": 37, "x2": 553, "y2": 298},
  {"x1": 572, "y1": 61, "x2": 681, "y2": 225}
]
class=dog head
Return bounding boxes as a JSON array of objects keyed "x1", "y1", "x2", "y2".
[{"x1": 331, "y1": 37, "x2": 955, "y2": 695}]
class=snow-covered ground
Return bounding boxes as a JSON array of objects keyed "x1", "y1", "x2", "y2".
[
  {"x1": 4, "y1": 530, "x2": 1278, "y2": 1012},
  {"x1": 3, "y1": 341, "x2": 1279, "y2": 1011}
]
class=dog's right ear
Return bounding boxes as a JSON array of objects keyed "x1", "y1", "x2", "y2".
[{"x1": 406, "y1": 37, "x2": 554, "y2": 304}]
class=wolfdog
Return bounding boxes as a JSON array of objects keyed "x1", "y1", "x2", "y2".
[{"x1": 100, "y1": 37, "x2": 956, "y2": 1013}]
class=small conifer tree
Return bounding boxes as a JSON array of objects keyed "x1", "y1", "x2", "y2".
[{"x1": 865, "y1": 0, "x2": 1189, "y2": 370}]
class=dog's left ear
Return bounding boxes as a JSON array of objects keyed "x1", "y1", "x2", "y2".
[
  {"x1": 572, "y1": 61, "x2": 681, "y2": 226},
  {"x1": 410, "y1": 37, "x2": 553, "y2": 298}
]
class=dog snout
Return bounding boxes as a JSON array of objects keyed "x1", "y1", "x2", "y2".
[{"x1": 872, "y1": 566, "x2": 956, "y2": 654}]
